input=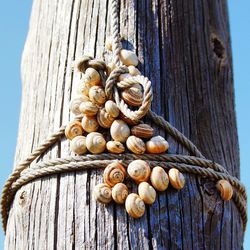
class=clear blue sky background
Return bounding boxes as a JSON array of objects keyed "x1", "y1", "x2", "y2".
[{"x1": 0, "y1": 1, "x2": 249, "y2": 249}]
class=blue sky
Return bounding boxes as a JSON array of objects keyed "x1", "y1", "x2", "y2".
[{"x1": 0, "y1": 1, "x2": 249, "y2": 249}]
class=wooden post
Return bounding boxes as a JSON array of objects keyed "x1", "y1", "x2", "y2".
[{"x1": 4, "y1": 0, "x2": 243, "y2": 249}]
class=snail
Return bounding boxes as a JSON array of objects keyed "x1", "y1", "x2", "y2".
[
  {"x1": 82, "y1": 115, "x2": 99, "y2": 133},
  {"x1": 105, "y1": 100, "x2": 120, "y2": 118},
  {"x1": 70, "y1": 136, "x2": 87, "y2": 155},
  {"x1": 112, "y1": 183, "x2": 129, "y2": 204},
  {"x1": 125, "y1": 193, "x2": 145, "y2": 218},
  {"x1": 150, "y1": 166, "x2": 169, "y2": 191},
  {"x1": 128, "y1": 65, "x2": 141, "y2": 76},
  {"x1": 216, "y1": 180, "x2": 233, "y2": 201},
  {"x1": 77, "y1": 80, "x2": 91, "y2": 96},
  {"x1": 146, "y1": 136, "x2": 169, "y2": 154},
  {"x1": 84, "y1": 67, "x2": 101, "y2": 86},
  {"x1": 79, "y1": 101, "x2": 98, "y2": 116},
  {"x1": 119, "y1": 112, "x2": 139, "y2": 126},
  {"x1": 103, "y1": 162, "x2": 126, "y2": 187},
  {"x1": 107, "y1": 62, "x2": 116, "y2": 75},
  {"x1": 121, "y1": 85, "x2": 143, "y2": 107},
  {"x1": 69, "y1": 96, "x2": 89, "y2": 115},
  {"x1": 106, "y1": 141, "x2": 125, "y2": 154},
  {"x1": 168, "y1": 168, "x2": 185, "y2": 190},
  {"x1": 93, "y1": 183, "x2": 112, "y2": 204},
  {"x1": 138, "y1": 182, "x2": 156, "y2": 205},
  {"x1": 89, "y1": 86, "x2": 106, "y2": 105},
  {"x1": 86, "y1": 132, "x2": 106, "y2": 154},
  {"x1": 110, "y1": 119, "x2": 130, "y2": 143},
  {"x1": 105, "y1": 37, "x2": 113, "y2": 51},
  {"x1": 127, "y1": 160, "x2": 151, "y2": 183},
  {"x1": 126, "y1": 136, "x2": 146, "y2": 154},
  {"x1": 120, "y1": 49, "x2": 139, "y2": 66},
  {"x1": 131, "y1": 124, "x2": 154, "y2": 139},
  {"x1": 97, "y1": 108, "x2": 115, "y2": 128},
  {"x1": 118, "y1": 73, "x2": 132, "y2": 81},
  {"x1": 65, "y1": 121, "x2": 84, "y2": 140}
]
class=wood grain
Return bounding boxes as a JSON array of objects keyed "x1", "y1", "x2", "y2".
[{"x1": 4, "y1": 0, "x2": 243, "y2": 249}]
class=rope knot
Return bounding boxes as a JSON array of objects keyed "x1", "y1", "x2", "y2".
[{"x1": 75, "y1": 56, "x2": 107, "y2": 73}]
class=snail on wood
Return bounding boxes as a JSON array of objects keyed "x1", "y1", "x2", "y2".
[
  {"x1": 127, "y1": 160, "x2": 151, "y2": 183},
  {"x1": 105, "y1": 100, "x2": 120, "y2": 118},
  {"x1": 79, "y1": 101, "x2": 98, "y2": 116},
  {"x1": 84, "y1": 67, "x2": 101, "y2": 86},
  {"x1": 103, "y1": 162, "x2": 126, "y2": 187},
  {"x1": 105, "y1": 37, "x2": 113, "y2": 51},
  {"x1": 89, "y1": 86, "x2": 107, "y2": 105},
  {"x1": 216, "y1": 179, "x2": 233, "y2": 201},
  {"x1": 112, "y1": 183, "x2": 129, "y2": 204},
  {"x1": 125, "y1": 193, "x2": 145, "y2": 218},
  {"x1": 65, "y1": 121, "x2": 84, "y2": 140},
  {"x1": 146, "y1": 136, "x2": 169, "y2": 154},
  {"x1": 110, "y1": 119, "x2": 130, "y2": 143},
  {"x1": 93, "y1": 183, "x2": 112, "y2": 204},
  {"x1": 97, "y1": 108, "x2": 115, "y2": 128},
  {"x1": 106, "y1": 141, "x2": 125, "y2": 154},
  {"x1": 126, "y1": 136, "x2": 146, "y2": 155},
  {"x1": 168, "y1": 168, "x2": 185, "y2": 190},
  {"x1": 121, "y1": 85, "x2": 143, "y2": 107},
  {"x1": 150, "y1": 166, "x2": 169, "y2": 191},
  {"x1": 119, "y1": 112, "x2": 139, "y2": 126},
  {"x1": 86, "y1": 132, "x2": 106, "y2": 154},
  {"x1": 138, "y1": 182, "x2": 156, "y2": 205},
  {"x1": 70, "y1": 136, "x2": 87, "y2": 155},
  {"x1": 77, "y1": 80, "x2": 91, "y2": 96},
  {"x1": 69, "y1": 96, "x2": 89, "y2": 115},
  {"x1": 131, "y1": 124, "x2": 154, "y2": 139},
  {"x1": 82, "y1": 115, "x2": 99, "y2": 133},
  {"x1": 120, "y1": 49, "x2": 139, "y2": 66}
]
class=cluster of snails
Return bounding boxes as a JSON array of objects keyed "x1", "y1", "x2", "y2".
[{"x1": 93, "y1": 160, "x2": 186, "y2": 218}]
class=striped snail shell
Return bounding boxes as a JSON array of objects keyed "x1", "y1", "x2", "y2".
[
  {"x1": 103, "y1": 162, "x2": 126, "y2": 187},
  {"x1": 110, "y1": 119, "x2": 130, "y2": 143},
  {"x1": 146, "y1": 136, "x2": 169, "y2": 154},
  {"x1": 120, "y1": 49, "x2": 139, "y2": 66},
  {"x1": 121, "y1": 85, "x2": 143, "y2": 107},
  {"x1": 126, "y1": 136, "x2": 146, "y2": 155},
  {"x1": 105, "y1": 100, "x2": 120, "y2": 118},
  {"x1": 106, "y1": 141, "x2": 125, "y2": 154},
  {"x1": 84, "y1": 67, "x2": 101, "y2": 86},
  {"x1": 82, "y1": 115, "x2": 99, "y2": 133},
  {"x1": 216, "y1": 180, "x2": 233, "y2": 201},
  {"x1": 112, "y1": 183, "x2": 129, "y2": 204},
  {"x1": 70, "y1": 136, "x2": 87, "y2": 155},
  {"x1": 131, "y1": 124, "x2": 154, "y2": 139},
  {"x1": 127, "y1": 160, "x2": 151, "y2": 183},
  {"x1": 125, "y1": 193, "x2": 145, "y2": 218},
  {"x1": 150, "y1": 166, "x2": 169, "y2": 191},
  {"x1": 138, "y1": 182, "x2": 156, "y2": 205},
  {"x1": 69, "y1": 96, "x2": 89, "y2": 115},
  {"x1": 168, "y1": 168, "x2": 185, "y2": 190},
  {"x1": 65, "y1": 121, "x2": 84, "y2": 140},
  {"x1": 97, "y1": 108, "x2": 115, "y2": 128},
  {"x1": 79, "y1": 101, "x2": 98, "y2": 116},
  {"x1": 89, "y1": 86, "x2": 106, "y2": 105},
  {"x1": 119, "y1": 112, "x2": 140, "y2": 126},
  {"x1": 93, "y1": 183, "x2": 112, "y2": 204},
  {"x1": 86, "y1": 132, "x2": 106, "y2": 154}
]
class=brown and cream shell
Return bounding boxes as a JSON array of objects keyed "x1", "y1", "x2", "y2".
[
  {"x1": 150, "y1": 166, "x2": 169, "y2": 191},
  {"x1": 103, "y1": 162, "x2": 126, "y2": 187},
  {"x1": 82, "y1": 115, "x2": 99, "y2": 133},
  {"x1": 112, "y1": 183, "x2": 129, "y2": 204},
  {"x1": 127, "y1": 160, "x2": 151, "y2": 183},
  {"x1": 126, "y1": 136, "x2": 146, "y2": 155},
  {"x1": 146, "y1": 136, "x2": 169, "y2": 154},
  {"x1": 77, "y1": 80, "x2": 91, "y2": 96},
  {"x1": 69, "y1": 96, "x2": 89, "y2": 115},
  {"x1": 89, "y1": 86, "x2": 107, "y2": 105},
  {"x1": 120, "y1": 49, "x2": 139, "y2": 66},
  {"x1": 65, "y1": 121, "x2": 84, "y2": 140},
  {"x1": 70, "y1": 136, "x2": 87, "y2": 155},
  {"x1": 110, "y1": 119, "x2": 130, "y2": 143},
  {"x1": 84, "y1": 67, "x2": 101, "y2": 86},
  {"x1": 168, "y1": 168, "x2": 185, "y2": 190},
  {"x1": 93, "y1": 183, "x2": 112, "y2": 204},
  {"x1": 131, "y1": 124, "x2": 154, "y2": 139},
  {"x1": 119, "y1": 112, "x2": 139, "y2": 126},
  {"x1": 138, "y1": 182, "x2": 156, "y2": 205},
  {"x1": 105, "y1": 100, "x2": 120, "y2": 118},
  {"x1": 121, "y1": 85, "x2": 143, "y2": 107},
  {"x1": 216, "y1": 180, "x2": 233, "y2": 201},
  {"x1": 128, "y1": 65, "x2": 141, "y2": 76},
  {"x1": 79, "y1": 101, "x2": 98, "y2": 116},
  {"x1": 106, "y1": 141, "x2": 125, "y2": 154},
  {"x1": 86, "y1": 132, "x2": 106, "y2": 154},
  {"x1": 125, "y1": 193, "x2": 145, "y2": 218},
  {"x1": 97, "y1": 108, "x2": 115, "y2": 128}
]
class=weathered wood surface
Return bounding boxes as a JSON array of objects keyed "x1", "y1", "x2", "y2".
[{"x1": 4, "y1": 0, "x2": 243, "y2": 249}]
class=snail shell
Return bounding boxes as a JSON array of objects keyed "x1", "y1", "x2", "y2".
[
  {"x1": 127, "y1": 160, "x2": 151, "y2": 183},
  {"x1": 105, "y1": 100, "x2": 120, "y2": 118},
  {"x1": 89, "y1": 86, "x2": 107, "y2": 105},
  {"x1": 97, "y1": 108, "x2": 115, "y2": 128},
  {"x1": 110, "y1": 119, "x2": 130, "y2": 143},
  {"x1": 138, "y1": 182, "x2": 156, "y2": 205},
  {"x1": 125, "y1": 193, "x2": 145, "y2": 218},
  {"x1": 70, "y1": 136, "x2": 87, "y2": 155},
  {"x1": 93, "y1": 183, "x2": 112, "y2": 204},
  {"x1": 128, "y1": 65, "x2": 141, "y2": 76},
  {"x1": 104, "y1": 162, "x2": 127, "y2": 187},
  {"x1": 82, "y1": 115, "x2": 99, "y2": 133},
  {"x1": 112, "y1": 183, "x2": 129, "y2": 204},
  {"x1": 168, "y1": 168, "x2": 185, "y2": 190},
  {"x1": 69, "y1": 96, "x2": 89, "y2": 115},
  {"x1": 106, "y1": 141, "x2": 125, "y2": 154},
  {"x1": 119, "y1": 112, "x2": 139, "y2": 126},
  {"x1": 120, "y1": 49, "x2": 139, "y2": 66},
  {"x1": 121, "y1": 85, "x2": 143, "y2": 107},
  {"x1": 131, "y1": 124, "x2": 154, "y2": 139},
  {"x1": 119, "y1": 73, "x2": 132, "y2": 82},
  {"x1": 146, "y1": 136, "x2": 169, "y2": 154},
  {"x1": 79, "y1": 101, "x2": 98, "y2": 116},
  {"x1": 150, "y1": 166, "x2": 169, "y2": 191},
  {"x1": 84, "y1": 67, "x2": 101, "y2": 86},
  {"x1": 126, "y1": 136, "x2": 146, "y2": 155},
  {"x1": 105, "y1": 37, "x2": 113, "y2": 51},
  {"x1": 216, "y1": 180, "x2": 233, "y2": 201},
  {"x1": 86, "y1": 132, "x2": 106, "y2": 154},
  {"x1": 107, "y1": 62, "x2": 116, "y2": 75},
  {"x1": 65, "y1": 121, "x2": 84, "y2": 140},
  {"x1": 77, "y1": 80, "x2": 91, "y2": 96}
]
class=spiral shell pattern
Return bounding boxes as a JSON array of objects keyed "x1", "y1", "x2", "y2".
[
  {"x1": 79, "y1": 101, "x2": 98, "y2": 116},
  {"x1": 70, "y1": 136, "x2": 87, "y2": 155},
  {"x1": 89, "y1": 86, "x2": 106, "y2": 105},
  {"x1": 216, "y1": 180, "x2": 233, "y2": 201},
  {"x1": 106, "y1": 141, "x2": 125, "y2": 154},
  {"x1": 127, "y1": 160, "x2": 151, "y2": 183},
  {"x1": 86, "y1": 132, "x2": 106, "y2": 154},
  {"x1": 125, "y1": 193, "x2": 145, "y2": 218},
  {"x1": 126, "y1": 136, "x2": 146, "y2": 155},
  {"x1": 104, "y1": 162, "x2": 126, "y2": 187},
  {"x1": 121, "y1": 85, "x2": 143, "y2": 107},
  {"x1": 168, "y1": 168, "x2": 185, "y2": 190},
  {"x1": 65, "y1": 121, "x2": 84, "y2": 140},
  {"x1": 70, "y1": 96, "x2": 89, "y2": 115},
  {"x1": 150, "y1": 166, "x2": 169, "y2": 191},
  {"x1": 112, "y1": 183, "x2": 129, "y2": 204},
  {"x1": 97, "y1": 108, "x2": 115, "y2": 128},
  {"x1": 93, "y1": 183, "x2": 112, "y2": 204}
]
